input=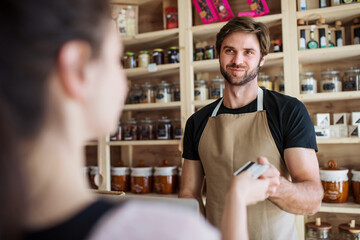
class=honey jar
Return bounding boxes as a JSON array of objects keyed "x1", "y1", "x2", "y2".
[
  {"x1": 130, "y1": 166, "x2": 153, "y2": 194},
  {"x1": 111, "y1": 167, "x2": 130, "y2": 192},
  {"x1": 305, "y1": 218, "x2": 333, "y2": 240},
  {"x1": 351, "y1": 169, "x2": 360, "y2": 204},
  {"x1": 89, "y1": 166, "x2": 99, "y2": 189},
  {"x1": 258, "y1": 73, "x2": 273, "y2": 90},
  {"x1": 320, "y1": 160, "x2": 349, "y2": 203},
  {"x1": 153, "y1": 160, "x2": 178, "y2": 194},
  {"x1": 338, "y1": 220, "x2": 360, "y2": 240}
]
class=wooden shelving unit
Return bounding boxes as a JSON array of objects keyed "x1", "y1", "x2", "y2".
[
  {"x1": 125, "y1": 63, "x2": 180, "y2": 79},
  {"x1": 317, "y1": 138, "x2": 360, "y2": 145},
  {"x1": 108, "y1": 139, "x2": 180, "y2": 146},
  {"x1": 300, "y1": 91, "x2": 360, "y2": 102},
  {"x1": 319, "y1": 199, "x2": 360, "y2": 214},
  {"x1": 123, "y1": 101, "x2": 181, "y2": 111},
  {"x1": 298, "y1": 45, "x2": 360, "y2": 64}
]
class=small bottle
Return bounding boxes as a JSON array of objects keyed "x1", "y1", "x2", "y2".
[
  {"x1": 299, "y1": 29, "x2": 307, "y2": 50},
  {"x1": 319, "y1": 0, "x2": 327, "y2": 8},
  {"x1": 307, "y1": 25, "x2": 319, "y2": 49},
  {"x1": 319, "y1": 28, "x2": 327, "y2": 48},
  {"x1": 335, "y1": 30, "x2": 343, "y2": 47},
  {"x1": 328, "y1": 30, "x2": 335, "y2": 47},
  {"x1": 299, "y1": 0, "x2": 306, "y2": 10}
]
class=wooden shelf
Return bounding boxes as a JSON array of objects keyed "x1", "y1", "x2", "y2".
[
  {"x1": 298, "y1": 45, "x2": 360, "y2": 64},
  {"x1": 85, "y1": 141, "x2": 98, "y2": 146},
  {"x1": 111, "y1": 0, "x2": 158, "y2": 5},
  {"x1": 125, "y1": 63, "x2": 180, "y2": 79},
  {"x1": 123, "y1": 192, "x2": 178, "y2": 198},
  {"x1": 299, "y1": 91, "x2": 360, "y2": 102},
  {"x1": 317, "y1": 138, "x2": 360, "y2": 144},
  {"x1": 296, "y1": 3, "x2": 360, "y2": 24},
  {"x1": 192, "y1": 52, "x2": 284, "y2": 73},
  {"x1": 191, "y1": 13, "x2": 282, "y2": 41},
  {"x1": 320, "y1": 198, "x2": 360, "y2": 214},
  {"x1": 108, "y1": 139, "x2": 181, "y2": 146},
  {"x1": 124, "y1": 101, "x2": 181, "y2": 111}
]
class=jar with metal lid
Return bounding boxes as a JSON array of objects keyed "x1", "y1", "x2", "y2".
[
  {"x1": 351, "y1": 169, "x2": 360, "y2": 204},
  {"x1": 274, "y1": 73, "x2": 285, "y2": 93},
  {"x1": 138, "y1": 50, "x2": 150, "y2": 68},
  {"x1": 168, "y1": 46, "x2": 179, "y2": 63},
  {"x1": 153, "y1": 160, "x2": 178, "y2": 194},
  {"x1": 172, "y1": 82, "x2": 181, "y2": 101},
  {"x1": 110, "y1": 121, "x2": 122, "y2": 141},
  {"x1": 195, "y1": 48, "x2": 204, "y2": 61},
  {"x1": 156, "y1": 81, "x2": 172, "y2": 103},
  {"x1": 111, "y1": 167, "x2": 130, "y2": 192},
  {"x1": 194, "y1": 79, "x2": 208, "y2": 101},
  {"x1": 172, "y1": 118, "x2": 182, "y2": 139},
  {"x1": 210, "y1": 76, "x2": 225, "y2": 99},
  {"x1": 338, "y1": 220, "x2": 360, "y2": 240},
  {"x1": 204, "y1": 45, "x2": 215, "y2": 60},
  {"x1": 343, "y1": 67, "x2": 360, "y2": 91},
  {"x1": 130, "y1": 166, "x2": 153, "y2": 193},
  {"x1": 124, "y1": 51, "x2": 136, "y2": 69},
  {"x1": 300, "y1": 72, "x2": 317, "y2": 94},
  {"x1": 127, "y1": 84, "x2": 142, "y2": 104},
  {"x1": 139, "y1": 117, "x2": 156, "y2": 140},
  {"x1": 123, "y1": 118, "x2": 138, "y2": 141},
  {"x1": 157, "y1": 116, "x2": 172, "y2": 140},
  {"x1": 89, "y1": 166, "x2": 99, "y2": 189},
  {"x1": 140, "y1": 82, "x2": 155, "y2": 103},
  {"x1": 152, "y1": 48, "x2": 164, "y2": 65},
  {"x1": 320, "y1": 160, "x2": 349, "y2": 203},
  {"x1": 305, "y1": 218, "x2": 333, "y2": 240},
  {"x1": 320, "y1": 70, "x2": 342, "y2": 93},
  {"x1": 258, "y1": 73, "x2": 273, "y2": 90}
]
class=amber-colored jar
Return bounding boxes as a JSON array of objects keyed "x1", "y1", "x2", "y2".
[
  {"x1": 351, "y1": 169, "x2": 360, "y2": 204},
  {"x1": 305, "y1": 218, "x2": 333, "y2": 240},
  {"x1": 157, "y1": 116, "x2": 172, "y2": 140},
  {"x1": 130, "y1": 167, "x2": 153, "y2": 193},
  {"x1": 139, "y1": 117, "x2": 156, "y2": 140},
  {"x1": 172, "y1": 118, "x2": 182, "y2": 139},
  {"x1": 124, "y1": 52, "x2": 136, "y2": 69},
  {"x1": 320, "y1": 160, "x2": 349, "y2": 203},
  {"x1": 89, "y1": 166, "x2": 99, "y2": 189},
  {"x1": 153, "y1": 161, "x2": 177, "y2": 194},
  {"x1": 172, "y1": 82, "x2": 181, "y2": 101},
  {"x1": 258, "y1": 73, "x2": 273, "y2": 90},
  {"x1": 140, "y1": 82, "x2": 155, "y2": 103},
  {"x1": 111, "y1": 167, "x2": 130, "y2": 192},
  {"x1": 338, "y1": 220, "x2": 360, "y2": 240},
  {"x1": 123, "y1": 118, "x2": 138, "y2": 141}
]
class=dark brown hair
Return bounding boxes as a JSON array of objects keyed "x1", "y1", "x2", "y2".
[
  {"x1": 216, "y1": 17, "x2": 270, "y2": 58},
  {"x1": 0, "y1": 0, "x2": 110, "y2": 238}
]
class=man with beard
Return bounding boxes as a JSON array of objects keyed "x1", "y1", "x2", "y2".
[{"x1": 179, "y1": 17, "x2": 324, "y2": 240}]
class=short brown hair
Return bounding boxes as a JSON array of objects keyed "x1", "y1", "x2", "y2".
[{"x1": 216, "y1": 17, "x2": 270, "y2": 58}]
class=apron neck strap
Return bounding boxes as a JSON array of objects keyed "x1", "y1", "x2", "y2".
[{"x1": 211, "y1": 87, "x2": 264, "y2": 117}]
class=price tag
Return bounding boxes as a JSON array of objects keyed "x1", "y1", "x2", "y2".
[{"x1": 147, "y1": 63, "x2": 158, "y2": 72}]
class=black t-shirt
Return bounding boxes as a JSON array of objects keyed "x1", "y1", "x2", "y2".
[
  {"x1": 22, "y1": 199, "x2": 122, "y2": 240},
  {"x1": 182, "y1": 88, "x2": 317, "y2": 161}
]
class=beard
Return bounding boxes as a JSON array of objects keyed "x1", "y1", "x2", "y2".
[{"x1": 220, "y1": 60, "x2": 261, "y2": 86}]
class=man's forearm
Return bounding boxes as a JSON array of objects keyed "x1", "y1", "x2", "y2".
[{"x1": 269, "y1": 177, "x2": 323, "y2": 215}]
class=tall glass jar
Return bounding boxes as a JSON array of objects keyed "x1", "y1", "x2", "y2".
[
  {"x1": 172, "y1": 118, "x2": 182, "y2": 139},
  {"x1": 210, "y1": 76, "x2": 225, "y2": 99},
  {"x1": 139, "y1": 117, "x2": 156, "y2": 140},
  {"x1": 258, "y1": 73, "x2": 273, "y2": 90},
  {"x1": 140, "y1": 82, "x2": 155, "y2": 103},
  {"x1": 138, "y1": 50, "x2": 150, "y2": 68},
  {"x1": 172, "y1": 82, "x2": 181, "y2": 101},
  {"x1": 157, "y1": 116, "x2": 172, "y2": 140},
  {"x1": 305, "y1": 218, "x2": 333, "y2": 240},
  {"x1": 343, "y1": 67, "x2": 360, "y2": 91},
  {"x1": 274, "y1": 73, "x2": 285, "y2": 93},
  {"x1": 152, "y1": 48, "x2": 164, "y2": 65},
  {"x1": 123, "y1": 118, "x2": 138, "y2": 141},
  {"x1": 156, "y1": 81, "x2": 172, "y2": 103},
  {"x1": 124, "y1": 51, "x2": 136, "y2": 69},
  {"x1": 127, "y1": 84, "x2": 142, "y2": 104},
  {"x1": 194, "y1": 79, "x2": 208, "y2": 101},
  {"x1": 320, "y1": 70, "x2": 342, "y2": 93},
  {"x1": 300, "y1": 72, "x2": 317, "y2": 94}
]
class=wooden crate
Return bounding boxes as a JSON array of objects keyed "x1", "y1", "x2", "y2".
[{"x1": 297, "y1": 24, "x2": 329, "y2": 50}]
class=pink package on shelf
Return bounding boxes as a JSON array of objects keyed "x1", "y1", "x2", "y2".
[
  {"x1": 247, "y1": 0, "x2": 269, "y2": 17},
  {"x1": 193, "y1": 0, "x2": 218, "y2": 24},
  {"x1": 210, "y1": 0, "x2": 234, "y2": 22}
]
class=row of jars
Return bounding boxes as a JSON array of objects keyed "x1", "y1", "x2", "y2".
[
  {"x1": 127, "y1": 81, "x2": 180, "y2": 104},
  {"x1": 111, "y1": 117, "x2": 182, "y2": 141},
  {"x1": 85, "y1": 162, "x2": 182, "y2": 194},
  {"x1": 194, "y1": 45, "x2": 216, "y2": 61},
  {"x1": 123, "y1": 47, "x2": 179, "y2": 69},
  {"x1": 306, "y1": 218, "x2": 360, "y2": 240},
  {"x1": 300, "y1": 67, "x2": 360, "y2": 94},
  {"x1": 257, "y1": 72, "x2": 285, "y2": 93},
  {"x1": 320, "y1": 160, "x2": 360, "y2": 204},
  {"x1": 194, "y1": 76, "x2": 225, "y2": 100}
]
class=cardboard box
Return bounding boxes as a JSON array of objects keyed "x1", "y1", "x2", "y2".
[
  {"x1": 315, "y1": 126, "x2": 330, "y2": 138},
  {"x1": 352, "y1": 112, "x2": 360, "y2": 125},
  {"x1": 330, "y1": 125, "x2": 348, "y2": 138},
  {"x1": 348, "y1": 125, "x2": 360, "y2": 138},
  {"x1": 112, "y1": 4, "x2": 139, "y2": 36},
  {"x1": 297, "y1": 24, "x2": 329, "y2": 50},
  {"x1": 333, "y1": 113, "x2": 350, "y2": 125},
  {"x1": 314, "y1": 113, "x2": 330, "y2": 126}
]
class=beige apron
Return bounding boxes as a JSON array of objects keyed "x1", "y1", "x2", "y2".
[{"x1": 198, "y1": 87, "x2": 298, "y2": 240}]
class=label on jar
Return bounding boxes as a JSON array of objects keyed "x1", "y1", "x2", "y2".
[
  {"x1": 211, "y1": 89, "x2": 221, "y2": 99},
  {"x1": 175, "y1": 128, "x2": 182, "y2": 138},
  {"x1": 156, "y1": 93, "x2": 171, "y2": 103},
  {"x1": 322, "y1": 82, "x2": 335, "y2": 91},
  {"x1": 157, "y1": 127, "x2": 170, "y2": 140},
  {"x1": 344, "y1": 81, "x2": 356, "y2": 90},
  {"x1": 124, "y1": 130, "x2": 133, "y2": 140},
  {"x1": 301, "y1": 84, "x2": 314, "y2": 92},
  {"x1": 174, "y1": 91, "x2": 181, "y2": 101},
  {"x1": 194, "y1": 88, "x2": 208, "y2": 100}
]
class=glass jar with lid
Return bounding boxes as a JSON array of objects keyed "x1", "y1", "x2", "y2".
[
  {"x1": 300, "y1": 72, "x2": 317, "y2": 94},
  {"x1": 127, "y1": 84, "x2": 142, "y2": 104},
  {"x1": 156, "y1": 81, "x2": 172, "y2": 103},
  {"x1": 153, "y1": 160, "x2": 178, "y2": 194},
  {"x1": 152, "y1": 48, "x2": 164, "y2": 65},
  {"x1": 140, "y1": 82, "x2": 155, "y2": 103},
  {"x1": 320, "y1": 69, "x2": 342, "y2": 93},
  {"x1": 343, "y1": 67, "x2": 360, "y2": 91},
  {"x1": 123, "y1": 51, "x2": 136, "y2": 69},
  {"x1": 111, "y1": 166, "x2": 130, "y2": 192},
  {"x1": 194, "y1": 79, "x2": 208, "y2": 101},
  {"x1": 305, "y1": 218, "x2": 333, "y2": 240},
  {"x1": 352, "y1": 169, "x2": 360, "y2": 204},
  {"x1": 258, "y1": 73, "x2": 273, "y2": 90},
  {"x1": 172, "y1": 118, "x2": 182, "y2": 139},
  {"x1": 157, "y1": 116, "x2": 172, "y2": 140},
  {"x1": 204, "y1": 45, "x2": 215, "y2": 60},
  {"x1": 172, "y1": 82, "x2": 181, "y2": 101},
  {"x1": 338, "y1": 220, "x2": 360, "y2": 240},
  {"x1": 138, "y1": 50, "x2": 150, "y2": 68},
  {"x1": 168, "y1": 46, "x2": 179, "y2": 63},
  {"x1": 274, "y1": 73, "x2": 285, "y2": 93},
  {"x1": 131, "y1": 166, "x2": 153, "y2": 194},
  {"x1": 139, "y1": 117, "x2": 156, "y2": 140},
  {"x1": 210, "y1": 76, "x2": 225, "y2": 99},
  {"x1": 123, "y1": 118, "x2": 138, "y2": 141}
]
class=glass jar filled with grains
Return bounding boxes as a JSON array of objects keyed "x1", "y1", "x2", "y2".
[
  {"x1": 138, "y1": 117, "x2": 156, "y2": 140},
  {"x1": 140, "y1": 82, "x2": 155, "y2": 103},
  {"x1": 123, "y1": 118, "x2": 138, "y2": 141},
  {"x1": 320, "y1": 69, "x2": 342, "y2": 93},
  {"x1": 210, "y1": 76, "x2": 225, "y2": 99},
  {"x1": 157, "y1": 116, "x2": 172, "y2": 140},
  {"x1": 194, "y1": 79, "x2": 208, "y2": 101},
  {"x1": 274, "y1": 73, "x2": 285, "y2": 94},
  {"x1": 343, "y1": 67, "x2": 360, "y2": 91},
  {"x1": 300, "y1": 72, "x2": 317, "y2": 94},
  {"x1": 127, "y1": 84, "x2": 142, "y2": 104},
  {"x1": 156, "y1": 81, "x2": 172, "y2": 103},
  {"x1": 258, "y1": 73, "x2": 273, "y2": 90}
]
